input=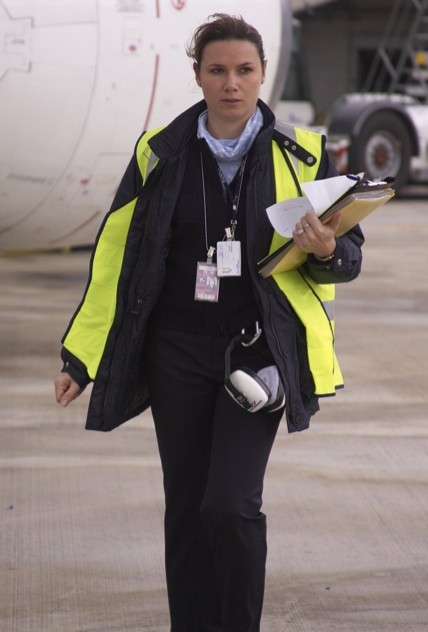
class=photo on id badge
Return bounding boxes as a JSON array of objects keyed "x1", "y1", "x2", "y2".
[{"x1": 195, "y1": 261, "x2": 220, "y2": 302}]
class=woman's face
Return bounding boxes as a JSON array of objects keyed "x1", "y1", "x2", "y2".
[{"x1": 194, "y1": 39, "x2": 266, "y2": 138}]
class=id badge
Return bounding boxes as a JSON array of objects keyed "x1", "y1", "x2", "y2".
[
  {"x1": 195, "y1": 261, "x2": 220, "y2": 302},
  {"x1": 217, "y1": 240, "x2": 241, "y2": 277}
]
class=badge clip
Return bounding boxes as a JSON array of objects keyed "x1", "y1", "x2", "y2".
[{"x1": 207, "y1": 246, "x2": 215, "y2": 264}]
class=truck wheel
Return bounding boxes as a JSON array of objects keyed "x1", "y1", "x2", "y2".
[{"x1": 349, "y1": 112, "x2": 411, "y2": 191}]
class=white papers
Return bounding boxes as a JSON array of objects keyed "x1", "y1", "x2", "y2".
[
  {"x1": 266, "y1": 198, "x2": 314, "y2": 239},
  {"x1": 301, "y1": 174, "x2": 360, "y2": 213},
  {"x1": 266, "y1": 174, "x2": 362, "y2": 238}
]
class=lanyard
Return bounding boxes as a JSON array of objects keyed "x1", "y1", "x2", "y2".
[
  {"x1": 217, "y1": 158, "x2": 247, "y2": 229},
  {"x1": 200, "y1": 153, "x2": 247, "y2": 255}
]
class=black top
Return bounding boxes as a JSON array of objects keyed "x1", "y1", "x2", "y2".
[{"x1": 149, "y1": 136, "x2": 261, "y2": 334}]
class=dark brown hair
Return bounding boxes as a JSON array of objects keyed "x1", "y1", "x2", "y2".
[{"x1": 186, "y1": 13, "x2": 265, "y2": 67}]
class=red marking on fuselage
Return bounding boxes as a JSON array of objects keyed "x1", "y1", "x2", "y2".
[{"x1": 143, "y1": 54, "x2": 160, "y2": 130}]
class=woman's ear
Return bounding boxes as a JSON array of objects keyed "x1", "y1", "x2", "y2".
[
  {"x1": 262, "y1": 60, "x2": 268, "y2": 84},
  {"x1": 193, "y1": 62, "x2": 201, "y2": 86}
]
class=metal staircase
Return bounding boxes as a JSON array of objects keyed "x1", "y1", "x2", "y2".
[{"x1": 363, "y1": 0, "x2": 428, "y2": 103}]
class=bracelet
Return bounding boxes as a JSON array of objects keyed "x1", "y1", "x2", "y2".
[{"x1": 314, "y1": 251, "x2": 335, "y2": 263}]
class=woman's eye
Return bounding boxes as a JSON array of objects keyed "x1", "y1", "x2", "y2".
[{"x1": 208, "y1": 66, "x2": 253, "y2": 75}]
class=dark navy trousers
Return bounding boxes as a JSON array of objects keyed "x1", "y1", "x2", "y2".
[{"x1": 147, "y1": 329, "x2": 282, "y2": 632}]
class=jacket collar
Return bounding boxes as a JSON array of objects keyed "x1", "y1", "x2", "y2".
[{"x1": 148, "y1": 99, "x2": 276, "y2": 160}]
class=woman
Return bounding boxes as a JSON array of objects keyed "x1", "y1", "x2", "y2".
[{"x1": 55, "y1": 14, "x2": 364, "y2": 632}]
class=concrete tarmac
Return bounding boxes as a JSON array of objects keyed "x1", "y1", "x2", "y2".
[{"x1": 1, "y1": 197, "x2": 428, "y2": 631}]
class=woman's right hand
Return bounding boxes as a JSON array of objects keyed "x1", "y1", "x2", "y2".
[{"x1": 54, "y1": 372, "x2": 84, "y2": 407}]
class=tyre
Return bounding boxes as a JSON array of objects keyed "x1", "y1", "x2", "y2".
[{"x1": 348, "y1": 111, "x2": 411, "y2": 191}]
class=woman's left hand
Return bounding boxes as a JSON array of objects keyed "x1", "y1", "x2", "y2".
[{"x1": 292, "y1": 211, "x2": 341, "y2": 260}]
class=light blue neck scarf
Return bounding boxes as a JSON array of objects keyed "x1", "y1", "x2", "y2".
[{"x1": 197, "y1": 107, "x2": 264, "y2": 183}]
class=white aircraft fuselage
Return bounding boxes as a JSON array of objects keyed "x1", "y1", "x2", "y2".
[{"x1": 0, "y1": 0, "x2": 291, "y2": 250}]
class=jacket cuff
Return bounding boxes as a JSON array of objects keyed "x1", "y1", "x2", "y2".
[{"x1": 60, "y1": 349, "x2": 91, "y2": 389}]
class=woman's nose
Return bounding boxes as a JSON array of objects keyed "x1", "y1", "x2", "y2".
[{"x1": 224, "y1": 72, "x2": 239, "y2": 90}]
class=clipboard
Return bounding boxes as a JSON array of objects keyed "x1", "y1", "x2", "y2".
[{"x1": 257, "y1": 179, "x2": 395, "y2": 278}]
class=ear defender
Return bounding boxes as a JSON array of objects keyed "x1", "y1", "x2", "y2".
[{"x1": 224, "y1": 328, "x2": 285, "y2": 413}]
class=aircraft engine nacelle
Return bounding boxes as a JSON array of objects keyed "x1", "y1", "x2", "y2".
[{"x1": 0, "y1": 0, "x2": 291, "y2": 250}]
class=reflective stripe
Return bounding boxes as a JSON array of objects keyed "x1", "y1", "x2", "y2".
[
  {"x1": 322, "y1": 299, "x2": 335, "y2": 322},
  {"x1": 136, "y1": 126, "x2": 163, "y2": 183},
  {"x1": 145, "y1": 150, "x2": 159, "y2": 180}
]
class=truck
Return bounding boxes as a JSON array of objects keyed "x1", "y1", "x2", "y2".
[{"x1": 325, "y1": 0, "x2": 428, "y2": 192}]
